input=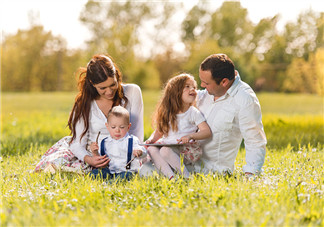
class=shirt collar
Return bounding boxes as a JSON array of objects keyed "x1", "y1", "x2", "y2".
[
  {"x1": 203, "y1": 73, "x2": 241, "y2": 103},
  {"x1": 226, "y1": 73, "x2": 241, "y2": 97}
]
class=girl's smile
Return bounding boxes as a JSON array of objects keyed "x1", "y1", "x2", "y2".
[{"x1": 182, "y1": 78, "x2": 197, "y2": 106}]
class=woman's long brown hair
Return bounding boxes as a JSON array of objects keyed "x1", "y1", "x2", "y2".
[
  {"x1": 68, "y1": 54, "x2": 128, "y2": 143},
  {"x1": 153, "y1": 73, "x2": 194, "y2": 137}
]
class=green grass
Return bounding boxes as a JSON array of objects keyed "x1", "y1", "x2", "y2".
[
  {"x1": 258, "y1": 92, "x2": 323, "y2": 115},
  {"x1": 1, "y1": 91, "x2": 324, "y2": 226}
]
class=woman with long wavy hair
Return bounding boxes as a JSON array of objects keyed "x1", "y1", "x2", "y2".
[{"x1": 35, "y1": 54, "x2": 144, "y2": 173}]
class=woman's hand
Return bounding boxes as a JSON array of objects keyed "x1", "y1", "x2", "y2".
[{"x1": 84, "y1": 155, "x2": 110, "y2": 168}]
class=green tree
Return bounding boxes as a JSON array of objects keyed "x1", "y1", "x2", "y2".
[
  {"x1": 284, "y1": 10, "x2": 321, "y2": 60},
  {"x1": 260, "y1": 9, "x2": 323, "y2": 92},
  {"x1": 316, "y1": 12, "x2": 324, "y2": 48},
  {"x1": 313, "y1": 48, "x2": 324, "y2": 95},
  {"x1": 182, "y1": 40, "x2": 221, "y2": 84},
  {"x1": 60, "y1": 50, "x2": 88, "y2": 91},
  {"x1": 1, "y1": 24, "x2": 87, "y2": 92},
  {"x1": 282, "y1": 48, "x2": 324, "y2": 94},
  {"x1": 80, "y1": 0, "x2": 181, "y2": 88},
  {"x1": 181, "y1": 2, "x2": 278, "y2": 88},
  {"x1": 1, "y1": 25, "x2": 67, "y2": 91},
  {"x1": 207, "y1": 1, "x2": 253, "y2": 51},
  {"x1": 153, "y1": 49, "x2": 185, "y2": 85},
  {"x1": 132, "y1": 60, "x2": 160, "y2": 90},
  {"x1": 181, "y1": 4, "x2": 207, "y2": 42}
]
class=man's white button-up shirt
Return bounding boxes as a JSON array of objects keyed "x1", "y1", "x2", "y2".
[{"x1": 195, "y1": 74, "x2": 267, "y2": 174}]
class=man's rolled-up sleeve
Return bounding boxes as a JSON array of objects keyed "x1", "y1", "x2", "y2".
[{"x1": 238, "y1": 101, "x2": 267, "y2": 174}]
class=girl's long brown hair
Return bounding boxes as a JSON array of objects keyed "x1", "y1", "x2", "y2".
[
  {"x1": 154, "y1": 73, "x2": 194, "y2": 136},
  {"x1": 68, "y1": 54, "x2": 128, "y2": 143}
]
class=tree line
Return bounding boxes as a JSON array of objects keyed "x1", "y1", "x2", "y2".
[{"x1": 1, "y1": 1, "x2": 323, "y2": 94}]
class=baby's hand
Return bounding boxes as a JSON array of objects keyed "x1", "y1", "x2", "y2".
[
  {"x1": 133, "y1": 150, "x2": 143, "y2": 157},
  {"x1": 90, "y1": 142, "x2": 99, "y2": 156}
]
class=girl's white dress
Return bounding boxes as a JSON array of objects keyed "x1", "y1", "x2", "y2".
[
  {"x1": 159, "y1": 106, "x2": 206, "y2": 163},
  {"x1": 35, "y1": 84, "x2": 144, "y2": 173}
]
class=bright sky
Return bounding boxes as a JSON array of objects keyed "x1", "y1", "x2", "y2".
[{"x1": 1, "y1": 0, "x2": 323, "y2": 49}]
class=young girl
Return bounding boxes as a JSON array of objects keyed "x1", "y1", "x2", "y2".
[{"x1": 146, "y1": 73, "x2": 211, "y2": 179}]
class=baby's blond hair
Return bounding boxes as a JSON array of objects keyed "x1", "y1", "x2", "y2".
[{"x1": 107, "y1": 106, "x2": 130, "y2": 124}]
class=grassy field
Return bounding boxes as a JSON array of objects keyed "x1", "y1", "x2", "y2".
[{"x1": 1, "y1": 91, "x2": 324, "y2": 226}]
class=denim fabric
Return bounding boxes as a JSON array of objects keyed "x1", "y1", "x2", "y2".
[{"x1": 90, "y1": 167, "x2": 135, "y2": 181}]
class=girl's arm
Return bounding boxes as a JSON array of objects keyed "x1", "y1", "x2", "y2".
[
  {"x1": 145, "y1": 130, "x2": 163, "y2": 144},
  {"x1": 179, "y1": 121, "x2": 212, "y2": 143}
]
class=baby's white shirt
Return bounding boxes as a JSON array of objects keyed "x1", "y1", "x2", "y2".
[{"x1": 102, "y1": 133, "x2": 146, "y2": 173}]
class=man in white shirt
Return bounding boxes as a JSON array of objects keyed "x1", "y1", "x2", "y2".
[
  {"x1": 193, "y1": 53, "x2": 267, "y2": 176},
  {"x1": 139, "y1": 53, "x2": 266, "y2": 177}
]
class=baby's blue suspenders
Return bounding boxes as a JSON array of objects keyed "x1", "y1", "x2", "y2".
[
  {"x1": 125, "y1": 136, "x2": 133, "y2": 169},
  {"x1": 100, "y1": 136, "x2": 133, "y2": 170}
]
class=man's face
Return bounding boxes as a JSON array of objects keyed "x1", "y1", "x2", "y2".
[{"x1": 199, "y1": 69, "x2": 227, "y2": 98}]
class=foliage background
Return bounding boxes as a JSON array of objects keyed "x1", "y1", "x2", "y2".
[{"x1": 1, "y1": 1, "x2": 324, "y2": 94}]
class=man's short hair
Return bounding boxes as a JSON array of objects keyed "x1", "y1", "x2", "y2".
[
  {"x1": 107, "y1": 106, "x2": 130, "y2": 124},
  {"x1": 200, "y1": 54, "x2": 235, "y2": 84}
]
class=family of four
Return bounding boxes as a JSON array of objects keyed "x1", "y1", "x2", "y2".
[{"x1": 35, "y1": 53, "x2": 267, "y2": 180}]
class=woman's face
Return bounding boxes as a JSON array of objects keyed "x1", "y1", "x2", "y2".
[{"x1": 93, "y1": 77, "x2": 118, "y2": 100}]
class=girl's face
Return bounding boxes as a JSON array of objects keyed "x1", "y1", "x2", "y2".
[
  {"x1": 182, "y1": 78, "x2": 197, "y2": 106},
  {"x1": 93, "y1": 77, "x2": 118, "y2": 100}
]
